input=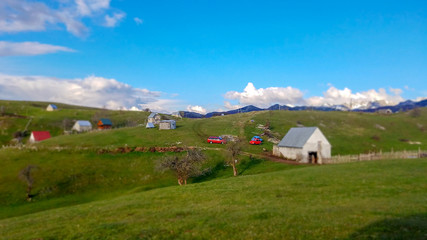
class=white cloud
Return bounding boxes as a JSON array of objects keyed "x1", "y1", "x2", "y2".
[
  {"x1": 0, "y1": 41, "x2": 74, "y2": 56},
  {"x1": 224, "y1": 82, "x2": 305, "y2": 108},
  {"x1": 306, "y1": 86, "x2": 404, "y2": 107},
  {"x1": 0, "y1": 73, "x2": 180, "y2": 112},
  {"x1": 134, "y1": 17, "x2": 143, "y2": 25},
  {"x1": 186, "y1": 105, "x2": 207, "y2": 114},
  {"x1": 0, "y1": 0, "x2": 124, "y2": 37},
  {"x1": 224, "y1": 83, "x2": 405, "y2": 109},
  {"x1": 224, "y1": 101, "x2": 242, "y2": 110},
  {"x1": 104, "y1": 12, "x2": 125, "y2": 27}
]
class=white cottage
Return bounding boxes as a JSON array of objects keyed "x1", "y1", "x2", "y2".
[
  {"x1": 147, "y1": 113, "x2": 161, "y2": 125},
  {"x1": 72, "y1": 120, "x2": 92, "y2": 132},
  {"x1": 46, "y1": 104, "x2": 58, "y2": 111},
  {"x1": 273, "y1": 127, "x2": 331, "y2": 164},
  {"x1": 159, "y1": 120, "x2": 176, "y2": 130}
]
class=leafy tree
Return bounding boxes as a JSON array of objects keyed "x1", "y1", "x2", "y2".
[
  {"x1": 227, "y1": 138, "x2": 242, "y2": 176},
  {"x1": 158, "y1": 148, "x2": 206, "y2": 185},
  {"x1": 19, "y1": 165, "x2": 38, "y2": 201}
]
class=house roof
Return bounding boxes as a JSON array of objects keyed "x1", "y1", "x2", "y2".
[
  {"x1": 278, "y1": 127, "x2": 318, "y2": 148},
  {"x1": 76, "y1": 120, "x2": 92, "y2": 126},
  {"x1": 31, "y1": 131, "x2": 51, "y2": 141},
  {"x1": 146, "y1": 122, "x2": 155, "y2": 128},
  {"x1": 48, "y1": 104, "x2": 58, "y2": 109},
  {"x1": 99, "y1": 118, "x2": 112, "y2": 125},
  {"x1": 148, "y1": 113, "x2": 158, "y2": 118}
]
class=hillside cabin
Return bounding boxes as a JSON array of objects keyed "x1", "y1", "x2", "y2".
[
  {"x1": 72, "y1": 120, "x2": 92, "y2": 132},
  {"x1": 29, "y1": 131, "x2": 51, "y2": 143},
  {"x1": 146, "y1": 122, "x2": 155, "y2": 128},
  {"x1": 46, "y1": 104, "x2": 58, "y2": 111},
  {"x1": 147, "y1": 113, "x2": 161, "y2": 125},
  {"x1": 377, "y1": 109, "x2": 393, "y2": 114},
  {"x1": 273, "y1": 127, "x2": 331, "y2": 164},
  {"x1": 97, "y1": 118, "x2": 112, "y2": 130},
  {"x1": 159, "y1": 120, "x2": 176, "y2": 130}
]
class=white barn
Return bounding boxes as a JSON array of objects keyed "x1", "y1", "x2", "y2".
[
  {"x1": 72, "y1": 120, "x2": 92, "y2": 132},
  {"x1": 159, "y1": 120, "x2": 176, "y2": 130},
  {"x1": 273, "y1": 127, "x2": 331, "y2": 164}
]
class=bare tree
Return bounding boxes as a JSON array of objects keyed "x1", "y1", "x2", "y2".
[
  {"x1": 158, "y1": 148, "x2": 206, "y2": 185},
  {"x1": 19, "y1": 165, "x2": 38, "y2": 201},
  {"x1": 227, "y1": 138, "x2": 242, "y2": 176}
]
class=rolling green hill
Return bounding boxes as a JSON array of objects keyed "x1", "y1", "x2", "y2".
[
  {"x1": 1, "y1": 159, "x2": 426, "y2": 239},
  {"x1": 0, "y1": 100, "x2": 426, "y2": 239}
]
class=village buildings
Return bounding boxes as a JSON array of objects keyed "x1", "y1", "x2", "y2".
[{"x1": 159, "y1": 120, "x2": 176, "y2": 130}]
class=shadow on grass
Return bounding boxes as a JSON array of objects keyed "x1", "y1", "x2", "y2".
[
  {"x1": 346, "y1": 213, "x2": 427, "y2": 240},
  {"x1": 239, "y1": 157, "x2": 263, "y2": 175},
  {"x1": 192, "y1": 161, "x2": 227, "y2": 183}
]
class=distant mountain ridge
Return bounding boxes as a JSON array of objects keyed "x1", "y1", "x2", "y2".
[{"x1": 180, "y1": 99, "x2": 427, "y2": 118}]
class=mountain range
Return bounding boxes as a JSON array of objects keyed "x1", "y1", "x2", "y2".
[{"x1": 179, "y1": 99, "x2": 427, "y2": 118}]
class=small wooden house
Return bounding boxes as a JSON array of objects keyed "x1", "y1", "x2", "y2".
[
  {"x1": 159, "y1": 120, "x2": 176, "y2": 130},
  {"x1": 72, "y1": 120, "x2": 92, "y2": 132},
  {"x1": 147, "y1": 113, "x2": 161, "y2": 125},
  {"x1": 97, "y1": 118, "x2": 112, "y2": 130},
  {"x1": 29, "y1": 131, "x2": 51, "y2": 143},
  {"x1": 46, "y1": 104, "x2": 58, "y2": 111},
  {"x1": 273, "y1": 127, "x2": 331, "y2": 164}
]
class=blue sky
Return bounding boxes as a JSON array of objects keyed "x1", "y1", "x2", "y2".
[{"x1": 0, "y1": 0, "x2": 426, "y2": 113}]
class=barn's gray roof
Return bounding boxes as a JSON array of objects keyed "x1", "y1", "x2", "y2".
[
  {"x1": 160, "y1": 120, "x2": 176, "y2": 123},
  {"x1": 146, "y1": 122, "x2": 155, "y2": 128},
  {"x1": 278, "y1": 127, "x2": 318, "y2": 148},
  {"x1": 76, "y1": 120, "x2": 92, "y2": 126},
  {"x1": 148, "y1": 113, "x2": 158, "y2": 118},
  {"x1": 48, "y1": 104, "x2": 58, "y2": 109}
]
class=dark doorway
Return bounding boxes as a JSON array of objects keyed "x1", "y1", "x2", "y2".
[{"x1": 308, "y1": 152, "x2": 318, "y2": 164}]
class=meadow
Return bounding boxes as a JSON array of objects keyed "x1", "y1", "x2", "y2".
[
  {"x1": 0, "y1": 101, "x2": 426, "y2": 239},
  {"x1": 1, "y1": 159, "x2": 426, "y2": 239}
]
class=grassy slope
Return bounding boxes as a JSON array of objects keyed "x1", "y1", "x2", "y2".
[
  {"x1": 0, "y1": 100, "x2": 150, "y2": 145},
  {"x1": 36, "y1": 108, "x2": 427, "y2": 155},
  {"x1": 1, "y1": 159, "x2": 426, "y2": 240},
  {"x1": 0, "y1": 148, "x2": 298, "y2": 219}
]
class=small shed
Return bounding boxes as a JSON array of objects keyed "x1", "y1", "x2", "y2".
[
  {"x1": 97, "y1": 118, "x2": 112, "y2": 130},
  {"x1": 377, "y1": 109, "x2": 392, "y2": 114},
  {"x1": 159, "y1": 120, "x2": 176, "y2": 130},
  {"x1": 273, "y1": 127, "x2": 331, "y2": 164},
  {"x1": 146, "y1": 122, "x2": 155, "y2": 128},
  {"x1": 46, "y1": 104, "x2": 58, "y2": 111},
  {"x1": 29, "y1": 131, "x2": 51, "y2": 143},
  {"x1": 147, "y1": 113, "x2": 161, "y2": 124},
  {"x1": 72, "y1": 120, "x2": 92, "y2": 132}
]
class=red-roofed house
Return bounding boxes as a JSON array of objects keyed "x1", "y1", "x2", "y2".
[{"x1": 29, "y1": 131, "x2": 51, "y2": 143}]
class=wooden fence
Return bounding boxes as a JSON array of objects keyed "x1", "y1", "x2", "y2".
[{"x1": 323, "y1": 148, "x2": 426, "y2": 164}]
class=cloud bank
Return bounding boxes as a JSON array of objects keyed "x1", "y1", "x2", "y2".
[
  {"x1": 186, "y1": 105, "x2": 207, "y2": 114},
  {"x1": 224, "y1": 82, "x2": 405, "y2": 109},
  {"x1": 0, "y1": 74, "x2": 179, "y2": 112},
  {"x1": 0, "y1": 41, "x2": 75, "y2": 56},
  {"x1": 0, "y1": 0, "x2": 125, "y2": 37}
]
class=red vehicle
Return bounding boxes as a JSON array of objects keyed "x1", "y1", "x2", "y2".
[
  {"x1": 207, "y1": 136, "x2": 226, "y2": 144},
  {"x1": 249, "y1": 136, "x2": 263, "y2": 145}
]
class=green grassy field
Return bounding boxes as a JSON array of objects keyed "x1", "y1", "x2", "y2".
[
  {"x1": 0, "y1": 101, "x2": 426, "y2": 239},
  {"x1": 1, "y1": 159, "x2": 426, "y2": 239}
]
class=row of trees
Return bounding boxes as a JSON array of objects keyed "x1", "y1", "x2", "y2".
[{"x1": 158, "y1": 139, "x2": 243, "y2": 185}]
